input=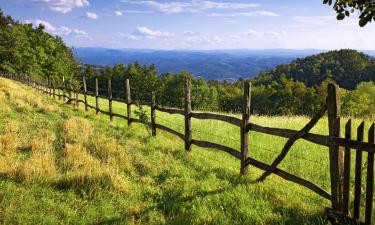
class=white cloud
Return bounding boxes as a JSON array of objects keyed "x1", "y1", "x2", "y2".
[
  {"x1": 121, "y1": 26, "x2": 173, "y2": 41},
  {"x1": 17, "y1": 0, "x2": 89, "y2": 13},
  {"x1": 57, "y1": 26, "x2": 72, "y2": 35},
  {"x1": 243, "y1": 29, "x2": 286, "y2": 39},
  {"x1": 25, "y1": 19, "x2": 89, "y2": 39},
  {"x1": 293, "y1": 16, "x2": 334, "y2": 26},
  {"x1": 123, "y1": 34, "x2": 142, "y2": 41},
  {"x1": 134, "y1": 25, "x2": 173, "y2": 38},
  {"x1": 243, "y1": 29, "x2": 261, "y2": 37},
  {"x1": 86, "y1": 12, "x2": 98, "y2": 19},
  {"x1": 184, "y1": 31, "x2": 199, "y2": 35},
  {"x1": 73, "y1": 29, "x2": 86, "y2": 35},
  {"x1": 208, "y1": 11, "x2": 279, "y2": 17},
  {"x1": 25, "y1": 19, "x2": 56, "y2": 31},
  {"x1": 123, "y1": 10, "x2": 153, "y2": 14},
  {"x1": 122, "y1": 0, "x2": 259, "y2": 13},
  {"x1": 115, "y1": 11, "x2": 123, "y2": 16}
]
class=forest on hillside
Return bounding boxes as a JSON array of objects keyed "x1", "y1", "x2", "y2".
[{"x1": 1, "y1": 9, "x2": 375, "y2": 118}]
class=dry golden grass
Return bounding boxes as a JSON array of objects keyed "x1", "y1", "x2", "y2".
[
  {"x1": 62, "y1": 143, "x2": 128, "y2": 191},
  {"x1": 62, "y1": 143, "x2": 112, "y2": 187},
  {"x1": 63, "y1": 117, "x2": 93, "y2": 144},
  {"x1": 21, "y1": 152, "x2": 59, "y2": 182},
  {"x1": 0, "y1": 134, "x2": 18, "y2": 152},
  {"x1": 88, "y1": 133, "x2": 135, "y2": 176},
  {"x1": 0, "y1": 91, "x2": 11, "y2": 113},
  {"x1": 0, "y1": 78, "x2": 59, "y2": 113},
  {"x1": 0, "y1": 79, "x2": 131, "y2": 191},
  {"x1": 4, "y1": 120, "x2": 19, "y2": 134},
  {"x1": 0, "y1": 151, "x2": 20, "y2": 179},
  {"x1": 31, "y1": 129, "x2": 56, "y2": 152}
]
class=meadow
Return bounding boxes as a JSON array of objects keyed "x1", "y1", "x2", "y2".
[{"x1": 0, "y1": 77, "x2": 373, "y2": 224}]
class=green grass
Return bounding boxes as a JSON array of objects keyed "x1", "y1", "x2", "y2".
[{"x1": 0, "y1": 78, "x2": 373, "y2": 224}]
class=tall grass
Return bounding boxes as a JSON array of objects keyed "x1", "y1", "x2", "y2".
[{"x1": 0, "y1": 77, "x2": 373, "y2": 224}]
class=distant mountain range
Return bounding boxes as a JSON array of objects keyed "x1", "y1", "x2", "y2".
[{"x1": 74, "y1": 48, "x2": 375, "y2": 81}]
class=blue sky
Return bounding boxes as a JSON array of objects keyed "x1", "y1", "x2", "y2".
[{"x1": 1, "y1": 0, "x2": 374, "y2": 50}]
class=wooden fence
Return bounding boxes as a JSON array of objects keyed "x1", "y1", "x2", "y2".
[{"x1": 2, "y1": 73, "x2": 375, "y2": 224}]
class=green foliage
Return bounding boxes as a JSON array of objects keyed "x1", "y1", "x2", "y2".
[
  {"x1": 85, "y1": 49, "x2": 375, "y2": 117},
  {"x1": 255, "y1": 49, "x2": 374, "y2": 90},
  {"x1": 342, "y1": 81, "x2": 375, "y2": 118},
  {"x1": 323, "y1": 0, "x2": 375, "y2": 27},
  {"x1": 0, "y1": 8, "x2": 76, "y2": 85},
  {"x1": 134, "y1": 102, "x2": 151, "y2": 134}
]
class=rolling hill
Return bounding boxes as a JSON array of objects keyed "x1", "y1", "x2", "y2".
[{"x1": 74, "y1": 48, "x2": 326, "y2": 81}]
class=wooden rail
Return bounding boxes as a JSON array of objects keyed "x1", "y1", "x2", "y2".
[
  {"x1": 3, "y1": 74, "x2": 375, "y2": 225},
  {"x1": 155, "y1": 106, "x2": 185, "y2": 115},
  {"x1": 192, "y1": 139, "x2": 241, "y2": 159},
  {"x1": 245, "y1": 157, "x2": 331, "y2": 200},
  {"x1": 247, "y1": 123, "x2": 375, "y2": 153},
  {"x1": 191, "y1": 112, "x2": 241, "y2": 126}
]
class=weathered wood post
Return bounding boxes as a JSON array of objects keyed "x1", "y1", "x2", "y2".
[
  {"x1": 75, "y1": 91, "x2": 79, "y2": 108},
  {"x1": 95, "y1": 78, "x2": 99, "y2": 114},
  {"x1": 49, "y1": 77, "x2": 53, "y2": 97},
  {"x1": 151, "y1": 91, "x2": 156, "y2": 136},
  {"x1": 327, "y1": 83, "x2": 344, "y2": 212},
  {"x1": 365, "y1": 123, "x2": 374, "y2": 224},
  {"x1": 125, "y1": 79, "x2": 132, "y2": 127},
  {"x1": 108, "y1": 77, "x2": 113, "y2": 122},
  {"x1": 184, "y1": 78, "x2": 192, "y2": 151},
  {"x1": 57, "y1": 83, "x2": 61, "y2": 100},
  {"x1": 354, "y1": 122, "x2": 364, "y2": 219},
  {"x1": 83, "y1": 76, "x2": 88, "y2": 111},
  {"x1": 47, "y1": 77, "x2": 50, "y2": 96},
  {"x1": 240, "y1": 82, "x2": 251, "y2": 175},
  {"x1": 342, "y1": 119, "x2": 351, "y2": 216},
  {"x1": 62, "y1": 76, "x2": 66, "y2": 102},
  {"x1": 68, "y1": 83, "x2": 72, "y2": 105},
  {"x1": 52, "y1": 81, "x2": 56, "y2": 99}
]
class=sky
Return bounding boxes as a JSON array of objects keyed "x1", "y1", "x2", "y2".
[{"x1": 1, "y1": 0, "x2": 374, "y2": 50}]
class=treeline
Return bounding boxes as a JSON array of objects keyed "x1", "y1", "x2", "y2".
[
  {"x1": 82, "y1": 61, "x2": 375, "y2": 118},
  {"x1": 255, "y1": 49, "x2": 375, "y2": 89},
  {"x1": 0, "y1": 9, "x2": 77, "y2": 86}
]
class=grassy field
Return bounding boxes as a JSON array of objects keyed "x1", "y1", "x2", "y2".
[{"x1": 0, "y1": 77, "x2": 373, "y2": 224}]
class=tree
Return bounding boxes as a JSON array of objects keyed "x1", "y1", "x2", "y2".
[{"x1": 323, "y1": 0, "x2": 375, "y2": 27}]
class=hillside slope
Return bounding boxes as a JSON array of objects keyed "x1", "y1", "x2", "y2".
[
  {"x1": 255, "y1": 49, "x2": 375, "y2": 89},
  {"x1": 0, "y1": 78, "x2": 341, "y2": 224}
]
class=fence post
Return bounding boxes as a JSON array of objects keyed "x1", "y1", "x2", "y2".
[
  {"x1": 241, "y1": 82, "x2": 251, "y2": 175},
  {"x1": 95, "y1": 78, "x2": 99, "y2": 114},
  {"x1": 365, "y1": 123, "x2": 374, "y2": 224},
  {"x1": 68, "y1": 84, "x2": 72, "y2": 105},
  {"x1": 151, "y1": 91, "x2": 156, "y2": 136},
  {"x1": 354, "y1": 122, "x2": 364, "y2": 219},
  {"x1": 343, "y1": 119, "x2": 351, "y2": 216},
  {"x1": 47, "y1": 77, "x2": 50, "y2": 96},
  {"x1": 62, "y1": 76, "x2": 66, "y2": 102},
  {"x1": 49, "y1": 77, "x2": 53, "y2": 97},
  {"x1": 52, "y1": 81, "x2": 56, "y2": 99},
  {"x1": 184, "y1": 78, "x2": 192, "y2": 151},
  {"x1": 83, "y1": 76, "x2": 88, "y2": 111},
  {"x1": 108, "y1": 77, "x2": 113, "y2": 122},
  {"x1": 75, "y1": 91, "x2": 79, "y2": 108},
  {"x1": 126, "y1": 79, "x2": 132, "y2": 127},
  {"x1": 57, "y1": 82, "x2": 61, "y2": 100},
  {"x1": 327, "y1": 83, "x2": 344, "y2": 212}
]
